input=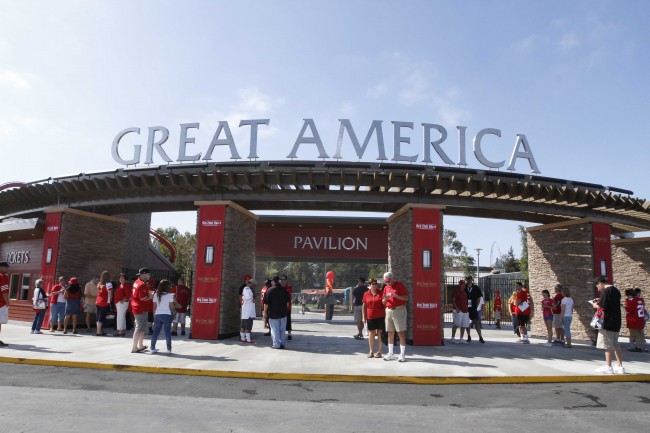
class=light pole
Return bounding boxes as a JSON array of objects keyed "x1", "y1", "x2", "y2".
[{"x1": 474, "y1": 248, "x2": 482, "y2": 280}]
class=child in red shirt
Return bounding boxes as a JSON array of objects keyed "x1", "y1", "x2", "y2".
[{"x1": 493, "y1": 290, "x2": 502, "y2": 329}]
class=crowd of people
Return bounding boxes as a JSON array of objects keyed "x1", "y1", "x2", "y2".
[{"x1": 0, "y1": 263, "x2": 192, "y2": 354}]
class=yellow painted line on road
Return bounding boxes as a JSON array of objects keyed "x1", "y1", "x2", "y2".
[{"x1": 2, "y1": 356, "x2": 649, "y2": 385}]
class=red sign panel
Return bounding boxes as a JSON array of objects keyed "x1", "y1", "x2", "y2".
[
  {"x1": 40, "y1": 212, "x2": 62, "y2": 329},
  {"x1": 592, "y1": 222, "x2": 612, "y2": 283},
  {"x1": 191, "y1": 205, "x2": 226, "y2": 340},
  {"x1": 256, "y1": 226, "x2": 388, "y2": 261},
  {"x1": 411, "y1": 208, "x2": 442, "y2": 346}
]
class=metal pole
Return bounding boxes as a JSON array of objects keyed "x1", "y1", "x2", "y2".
[{"x1": 475, "y1": 248, "x2": 482, "y2": 280}]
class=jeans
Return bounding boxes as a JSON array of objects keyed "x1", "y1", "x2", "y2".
[
  {"x1": 50, "y1": 303, "x2": 65, "y2": 324},
  {"x1": 269, "y1": 316, "x2": 287, "y2": 348},
  {"x1": 151, "y1": 314, "x2": 172, "y2": 351},
  {"x1": 563, "y1": 316, "x2": 572, "y2": 340},
  {"x1": 32, "y1": 309, "x2": 46, "y2": 332}
]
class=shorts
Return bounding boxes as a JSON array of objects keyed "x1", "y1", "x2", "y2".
[
  {"x1": 452, "y1": 311, "x2": 470, "y2": 328},
  {"x1": 385, "y1": 306, "x2": 407, "y2": 333},
  {"x1": 469, "y1": 308, "x2": 480, "y2": 321},
  {"x1": 96, "y1": 305, "x2": 109, "y2": 324},
  {"x1": 240, "y1": 318, "x2": 254, "y2": 330},
  {"x1": 367, "y1": 317, "x2": 385, "y2": 331},
  {"x1": 173, "y1": 312, "x2": 187, "y2": 324},
  {"x1": 354, "y1": 305, "x2": 363, "y2": 322},
  {"x1": 597, "y1": 329, "x2": 621, "y2": 351},
  {"x1": 134, "y1": 313, "x2": 148, "y2": 332},
  {"x1": 517, "y1": 314, "x2": 530, "y2": 327},
  {"x1": 494, "y1": 311, "x2": 501, "y2": 321},
  {"x1": 552, "y1": 314, "x2": 563, "y2": 329},
  {"x1": 543, "y1": 314, "x2": 553, "y2": 323},
  {"x1": 0, "y1": 306, "x2": 8, "y2": 324},
  {"x1": 629, "y1": 328, "x2": 644, "y2": 341},
  {"x1": 65, "y1": 299, "x2": 81, "y2": 315},
  {"x1": 83, "y1": 303, "x2": 97, "y2": 314},
  {"x1": 51, "y1": 303, "x2": 65, "y2": 323}
]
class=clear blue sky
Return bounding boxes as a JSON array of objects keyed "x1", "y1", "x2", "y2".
[{"x1": 1, "y1": 0, "x2": 649, "y2": 265}]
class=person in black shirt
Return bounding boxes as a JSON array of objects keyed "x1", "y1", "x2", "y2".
[
  {"x1": 593, "y1": 276, "x2": 625, "y2": 374},
  {"x1": 465, "y1": 276, "x2": 485, "y2": 343},
  {"x1": 263, "y1": 276, "x2": 289, "y2": 349},
  {"x1": 352, "y1": 277, "x2": 369, "y2": 340}
]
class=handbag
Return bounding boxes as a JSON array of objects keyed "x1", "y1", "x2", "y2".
[{"x1": 590, "y1": 310, "x2": 604, "y2": 329}]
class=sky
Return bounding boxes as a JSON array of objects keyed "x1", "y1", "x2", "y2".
[{"x1": 1, "y1": 0, "x2": 649, "y2": 268}]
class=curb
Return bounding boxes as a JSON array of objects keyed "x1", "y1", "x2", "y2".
[{"x1": 2, "y1": 356, "x2": 650, "y2": 385}]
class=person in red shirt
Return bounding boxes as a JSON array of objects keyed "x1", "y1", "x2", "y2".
[
  {"x1": 493, "y1": 290, "x2": 502, "y2": 329},
  {"x1": 146, "y1": 278, "x2": 156, "y2": 334},
  {"x1": 113, "y1": 273, "x2": 132, "y2": 337},
  {"x1": 48, "y1": 276, "x2": 67, "y2": 332},
  {"x1": 260, "y1": 279, "x2": 271, "y2": 336},
  {"x1": 451, "y1": 280, "x2": 470, "y2": 344},
  {"x1": 625, "y1": 288, "x2": 646, "y2": 353},
  {"x1": 171, "y1": 277, "x2": 192, "y2": 336},
  {"x1": 514, "y1": 282, "x2": 531, "y2": 344},
  {"x1": 382, "y1": 272, "x2": 409, "y2": 362},
  {"x1": 551, "y1": 284, "x2": 565, "y2": 345},
  {"x1": 0, "y1": 261, "x2": 10, "y2": 347},
  {"x1": 130, "y1": 268, "x2": 153, "y2": 353},
  {"x1": 362, "y1": 278, "x2": 385, "y2": 358},
  {"x1": 94, "y1": 271, "x2": 113, "y2": 337},
  {"x1": 63, "y1": 277, "x2": 83, "y2": 334},
  {"x1": 280, "y1": 275, "x2": 293, "y2": 341}
]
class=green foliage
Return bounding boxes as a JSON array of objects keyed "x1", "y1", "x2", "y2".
[
  {"x1": 154, "y1": 227, "x2": 196, "y2": 282},
  {"x1": 500, "y1": 246, "x2": 521, "y2": 273},
  {"x1": 518, "y1": 225, "x2": 529, "y2": 278},
  {"x1": 443, "y1": 229, "x2": 475, "y2": 276}
]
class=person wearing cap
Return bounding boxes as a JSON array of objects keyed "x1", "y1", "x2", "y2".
[
  {"x1": 0, "y1": 261, "x2": 11, "y2": 347},
  {"x1": 240, "y1": 278, "x2": 257, "y2": 344},
  {"x1": 263, "y1": 276, "x2": 289, "y2": 349},
  {"x1": 362, "y1": 277, "x2": 385, "y2": 357},
  {"x1": 593, "y1": 276, "x2": 625, "y2": 374},
  {"x1": 63, "y1": 277, "x2": 82, "y2": 334},
  {"x1": 465, "y1": 275, "x2": 485, "y2": 343},
  {"x1": 624, "y1": 288, "x2": 645, "y2": 353},
  {"x1": 382, "y1": 271, "x2": 409, "y2": 362},
  {"x1": 171, "y1": 277, "x2": 191, "y2": 336},
  {"x1": 131, "y1": 268, "x2": 153, "y2": 353}
]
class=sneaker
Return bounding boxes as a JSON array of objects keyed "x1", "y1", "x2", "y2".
[
  {"x1": 595, "y1": 365, "x2": 614, "y2": 374},
  {"x1": 151, "y1": 348, "x2": 159, "y2": 354},
  {"x1": 0, "y1": 341, "x2": 8, "y2": 347},
  {"x1": 398, "y1": 356, "x2": 406, "y2": 363},
  {"x1": 613, "y1": 366, "x2": 625, "y2": 374},
  {"x1": 450, "y1": 339, "x2": 457, "y2": 344},
  {"x1": 35, "y1": 331, "x2": 43, "y2": 334},
  {"x1": 466, "y1": 336, "x2": 471, "y2": 342},
  {"x1": 246, "y1": 340, "x2": 256, "y2": 344},
  {"x1": 383, "y1": 354, "x2": 396, "y2": 361},
  {"x1": 181, "y1": 330, "x2": 186, "y2": 336},
  {"x1": 522, "y1": 339, "x2": 530, "y2": 344},
  {"x1": 279, "y1": 345, "x2": 286, "y2": 349},
  {"x1": 240, "y1": 339, "x2": 247, "y2": 343},
  {"x1": 458, "y1": 339, "x2": 468, "y2": 344},
  {"x1": 544, "y1": 342, "x2": 554, "y2": 347},
  {"x1": 166, "y1": 349, "x2": 172, "y2": 355}
]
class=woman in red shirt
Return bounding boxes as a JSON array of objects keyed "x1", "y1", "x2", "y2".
[
  {"x1": 362, "y1": 278, "x2": 386, "y2": 358},
  {"x1": 94, "y1": 271, "x2": 113, "y2": 336},
  {"x1": 113, "y1": 273, "x2": 132, "y2": 337},
  {"x1": 63, "y1": 277, "x2": 82, "y2": 334}
]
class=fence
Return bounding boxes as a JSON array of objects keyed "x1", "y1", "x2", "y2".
[{"x1": 443, "y1": 273, "x2": 528, "y2": 327}]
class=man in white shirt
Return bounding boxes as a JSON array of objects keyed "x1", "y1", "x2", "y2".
[{"x1": 240, "y1": 278, "x2": 257, "y2": 344}]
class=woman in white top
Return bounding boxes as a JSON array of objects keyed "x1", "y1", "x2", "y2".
[
  {"x1": 560, "y1": 287, "x2": 574, "y2": 348},
  {"x1": 31, "y1": 279, "x2": 47, "y2": 334},
  {"x1": 240, "y1": 278, "x2": 257, "y2": 344},
  {"x1": 150, "y1": 279, "x2": 176, "y2": 354}
]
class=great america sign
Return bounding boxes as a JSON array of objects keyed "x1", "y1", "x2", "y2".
[{"x1": 112, "y1": 118, "x2": 541, "y2": 174}]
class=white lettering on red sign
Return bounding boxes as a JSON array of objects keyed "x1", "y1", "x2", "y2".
[
  {"x1": 201, "y1": 220, "x2": 222, "y2": 227},
  {"x1": 196, "y1": 297, "x2": 218, "y2": 304},
  {"x1": 47, "y1": 226, "x2": 59, "y2": 232},
  {"x1": 416, "y1": 223, "x2": 437, "y2": 230},
  {"x1": 416, "y1": 302, "x2": 438, "y2": 309},
  {"x1": 293, "y1": 236, "x2": 368, "y2": 251}
]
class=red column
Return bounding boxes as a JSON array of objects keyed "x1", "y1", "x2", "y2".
[
  {"x1": 40, "y1": 212, "x2": 63, "y2": 329},
  {"x1": 592, "y1": 222, "x2": 613, "y2": 283},
  {"x1": 411, "y1": 208, "x2": 443, "y2": 346},
  {"x1": 191, "y1": 205, "x2": 226, "y2": 340}
]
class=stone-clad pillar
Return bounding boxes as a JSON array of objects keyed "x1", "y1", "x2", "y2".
[
  {"x1": 612, "y1": 237, "x2": 650, "y2": 336},
  {"x1": 527, "y1": 219, "x2": 612, "y2": 342},
  {"x1": 387, "y1": 204, "x2": 444, "y2": 346},
  {"x1": 192, "y1": 201, "x2": 257, "y2": 340}
]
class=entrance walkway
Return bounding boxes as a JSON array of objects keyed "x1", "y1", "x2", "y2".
[{"x1": 1, "y1": 309, "x2": 648, "y2": 384}]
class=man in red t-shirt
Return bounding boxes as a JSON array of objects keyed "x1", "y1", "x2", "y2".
[
  {"x1": 171, "y1": 277, "x2": 192, "y2": 336},
  {"x1": 451, "y1": 280, "x2": 470, "y2": 344},
  {"x1": 280, "y1": 275, "x2": 293, "y2": 341},
  {"x1": 382, "y1": 271, "x2": 409, "y2": 362},
  {"x1": 514, "y1": 282, "x2": 531, "y2": 344},
  {"x1": 0, "y1": 261, "x2": 10, "y2": 347},
  {"x1": 130, "y1": 268, "x2": 153, "y2": 353},
  {"x1": 551, "y1": 283, "x2": 565, "y2": 345},
  {"x1": 625, "y1": 289, "x2": 646, "y2": 352}
]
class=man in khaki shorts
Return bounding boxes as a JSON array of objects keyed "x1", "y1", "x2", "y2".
[
  {"x1": 83, "y1": 275, "x2": 99, "y2": 332},
  {"x1": 382, "y1": 272, "x2": 409, "y2": 362},
  {"x1": 593, "y1": 276, "x2": 625, "y2": 374}
]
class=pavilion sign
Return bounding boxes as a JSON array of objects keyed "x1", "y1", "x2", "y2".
[{"x1": 112, "y1": 118, "x2": 541, "y2": 174}]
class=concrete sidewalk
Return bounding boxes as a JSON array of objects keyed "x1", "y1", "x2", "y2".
[{"x1": 1, "y1": 308, "x2": 649, "y2": 384}]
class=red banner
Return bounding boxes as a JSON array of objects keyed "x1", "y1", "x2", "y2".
[
  {"x1": 191, "y1": 205, "x2": 226, "y2": 340},
  {"x1": 256, "y1": 226, "x2": 388, "y2": 261},
  {"x1": 411, "y1": 208, "x2": 442, "y2": 346},
  {"x1": 592, "y1": 222, "x2": 612, "y2": 283},
  {"x1": 40, "y1": 212, "x2": 62, "y2": 329}
]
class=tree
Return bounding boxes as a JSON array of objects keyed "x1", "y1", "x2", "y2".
[
  {"x1": 518, "y1": 225, "x2": 529, "y2": 279},
  {"x1": 154, "y1": 227, "x2": 196, "y2": 282},
  {"x1": 443, "y1": 229, "x2": 475, "y2": 276},
  {"x1": 500, "y1": 246, "x2": 521, "y2": 273}
]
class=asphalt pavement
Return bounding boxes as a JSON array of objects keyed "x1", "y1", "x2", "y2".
[{"x1": 1, "y1": 308, "x2": 649, "y2": 384}]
